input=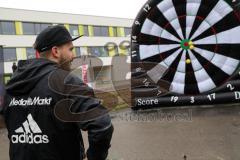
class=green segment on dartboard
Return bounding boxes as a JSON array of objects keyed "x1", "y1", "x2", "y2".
[
  {"x1": 180, "y1": 39, "x2": 191, "y2": 50},
  {"x1": 181, "y1": 39, "x2": 190, "y2": 50}
]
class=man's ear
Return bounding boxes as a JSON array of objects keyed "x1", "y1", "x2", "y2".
[{"x1": 51, "y1": 46, "x2": 60, "y2": 58}]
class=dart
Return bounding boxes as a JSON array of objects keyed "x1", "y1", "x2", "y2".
[
  {"x1": 189, "y1": 45, "x2": 195, "y2": 50},
  {"x1": 189, "y1": 41, "x2": 193, "y2": 46},
  {"x1": 186, "y1": 59, "x2": 191, "y2": 64}
]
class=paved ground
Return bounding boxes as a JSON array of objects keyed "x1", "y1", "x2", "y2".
[{"x1": 1, "y1": 103, "x2": 240, "y2": 160}]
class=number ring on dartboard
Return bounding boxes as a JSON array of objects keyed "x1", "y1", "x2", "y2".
[{"x1": 131, "y1": 0, "x2": 240, "y2": 95}]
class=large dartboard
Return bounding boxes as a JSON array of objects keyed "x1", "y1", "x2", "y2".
[{"x1": 131, "y1": 0, "x2": 240, "y2": 96}]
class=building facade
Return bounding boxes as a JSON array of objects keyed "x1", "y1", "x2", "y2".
[{"x1": 0, "y1": 7, "x2": 133, "y2": 88}]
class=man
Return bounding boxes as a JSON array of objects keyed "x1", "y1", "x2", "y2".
[
  {"x1": 3, "y1": 25, "x2": 113, "y2": 160},
  {"x1": 12, "y1": 62, "x2": 17, "y2": 73}
]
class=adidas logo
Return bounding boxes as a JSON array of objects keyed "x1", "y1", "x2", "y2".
[
  {"x1": 11, "y1": 114, "x2": 49, "y2": 144},
  {"x1": 9, "y1": 97, "x2": 52, "y2": 107}
]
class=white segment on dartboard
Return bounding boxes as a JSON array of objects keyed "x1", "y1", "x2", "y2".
[
  {"x1": 186, "y1": 16, "x2": 197, "y2": 40},
  {"x1": 186, "y1": 0, "x2": 202, "y2": 39},
  {"x1": 193, "y1": 47, "x2": 214, "y2": 61},
  {"x1": 194, "y1": 26, "x2": 240, "y2": 44},
  {"x1": 177, "y1": 49, "x2": 186, "y2": 73},
  {"x1": 188, "y1": 50, "x2": 202, "y2": 71},
  {"x1": 146, "y1": 48, "x2": 182, "y2": 83},
  {"x1": 191, "y1": 0, "x2": 233, "y2": 40},
  {"x1": 170, "y1": 50, "x2": 186, "y2": 94},
  {"x1": 171, "y1": 18, "x2": 185, "y2": 39},
  {"x1": 190, "y1": 21, "x2": 212, "y2": 42},
  {"x1": 188, "y1": 50, "x2": 216, "y2": 93},
  {"x1": 194, "y1": 47, "x2": 240, "y2": 75},
  {"x1": 160, "y1": 48, "x2": 183, "y2": 67},
  {"x1": 139, "y1": 44, "x2": 180, "y2": 60},
  {"x1": 141, "y1": 18, "x2": 180, "y2": 42},
  {"x1": 157, "y1": 0, "x2": 184, "y2": 39}
]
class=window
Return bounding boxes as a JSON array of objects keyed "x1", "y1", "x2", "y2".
[
  {"x1": 40, "y1": 23, "x2": 51, "y2": 31},
  {"x1": 75, "y1": 47, "x2": 81, "y2": 57},
  {"x1": 3, "y1": 48, "x2": 17, "y2": 62},
  {"x1": 26, "y1": 48, "x2": 36, "y2": 59},
  {"x1": 0, "y1": 47, "x2": 3, "y2": 62},
  {"x1": 93, "y1": 26, "x2": 101, "y2": 37},
  {"x1": 0, "y1": 21, "x2": 15, "y2": 35},
  {"x1": 88, "y1": 47, "x2": 108, "y2": 57},
  {"x1": 35, "y1": 24, "x2": 41, "y2": 34},
  {"x1": 124, "y1": 27, "x2": 132, "y2": 37},
  {"x1": 69, "y1": 25, "x2": 79, "y2": 36},
  {"x1": 84, "y1": 25, "x2": 89, "y2": 36},
  {"x1": 23, "y1": 22, "x2": 51, "y2": 35},
  {"x1": 22, "y1": 22, "x2": 35, "y2": 35},
  {"x1": 93, "y1": 26, "x2": 109, "y2": 37},
  {"x1": 35, "y1": 23, "x2": 51, "y2": 34},
  {"x1": 101, "y1": 26, "x2": 108, "y2": 37}
]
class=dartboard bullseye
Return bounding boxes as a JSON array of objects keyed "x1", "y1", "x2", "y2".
[{"x1": 131, "y1": 0, "x2": 240, "y2": 96}]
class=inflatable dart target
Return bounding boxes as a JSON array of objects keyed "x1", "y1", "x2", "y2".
[{"x1": 131, "y1": 0, "x2": 240, "y2": 109}]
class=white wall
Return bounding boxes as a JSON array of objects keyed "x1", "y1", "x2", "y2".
[{"x1": 0, "y1": 7, "x2": 133, "y2": 26}]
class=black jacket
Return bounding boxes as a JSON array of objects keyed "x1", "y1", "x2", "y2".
[{"x1": 3, "y1": 58, "x2": 113, "y2": 160}]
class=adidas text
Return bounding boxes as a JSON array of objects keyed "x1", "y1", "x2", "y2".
[{"x1": 11, "y1": 133, "x2": 49, "y2": 144}]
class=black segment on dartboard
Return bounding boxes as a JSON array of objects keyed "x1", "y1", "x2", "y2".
[
  {"x1": 188, "y1": 0, "x2": 219, "y2": 39},
  {"x1": 195, "y1": 44, "x2": 240, "y2": 60},
  {"x1": 131, "y1": 43, "x2": 140, "y2": 62},
  {"x1": 147, "y1": 6, "x2": 182, "y2": 40},
  {"x1": 144, "y1": 47, "x2": 180, "y2": 63},
  {"x1": 137, "y1": 33, "x2": 179, "y2": 45},
  {"x1": 184, "y1": 51, "x2": 200, "y2": 94},
  {"x1": 161, "y1": 50, "x2": 183, "y2": 84},
  {"x1": 192, "y1": 12, "x2": 238, "y2": 41},
  {"x1": 172, "y1": 0, "x2": 186, "y2": 39},
  {"x1": 191, "y1": 49, "x2": 230, "y2": 87}
]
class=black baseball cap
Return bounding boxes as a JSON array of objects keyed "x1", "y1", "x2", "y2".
[{"x1": 34, "y1": 25, "x2": 83, "y2": 52}]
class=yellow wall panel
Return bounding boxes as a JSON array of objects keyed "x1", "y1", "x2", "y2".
[
  {"x1": 16, "y1": 48, "x2": 27, "y2": 60},
  {"x1": 88, "y1": 26, "x2": 94, "y2": 36},
  {"x1": 109, "y1": 27, "x2": 114, "y2": 37},
  {"x1": 15, "y1": 21, "x2": 23, "y2": 35},
  {"x1": 64, "y1": 24, "x2": 70, "y2": 31},
  {"x1": 78, "y1": 25, "x2": 84, "y2": 36},
  {"x1": 117, "y1": 27, "x2": 125, "y2": 37}
]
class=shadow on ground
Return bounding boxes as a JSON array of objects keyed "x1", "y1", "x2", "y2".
[{"x1": 1, "y1": 103, "x2": 240, "y2": 160}]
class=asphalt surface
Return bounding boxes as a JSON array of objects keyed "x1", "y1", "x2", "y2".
[{"x1": 1, "y1": 103, "x2": 240, "y2": 160}]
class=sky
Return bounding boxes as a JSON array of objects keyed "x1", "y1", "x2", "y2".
[{"x1": 0, "y1": 0, "x2": 147, "y2": 19}]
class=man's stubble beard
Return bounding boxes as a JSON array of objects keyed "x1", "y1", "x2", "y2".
[{"x1": 58, "y1": 56, "x2": 72, "y2": 71}]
